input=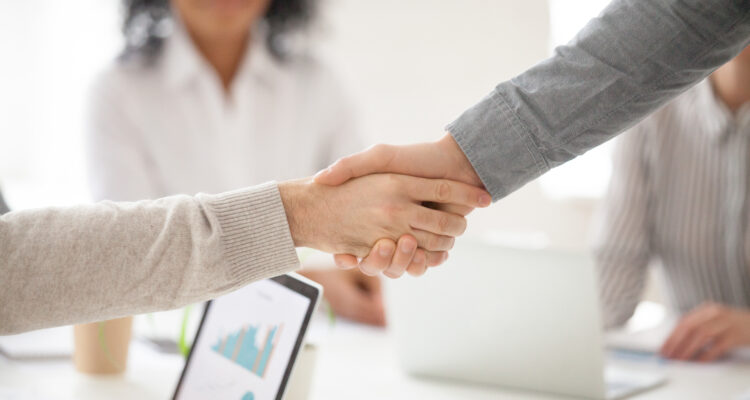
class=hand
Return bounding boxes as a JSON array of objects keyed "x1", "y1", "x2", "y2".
[
  {"x1": 660, "y1": 303, "x2": 750, "y2": 362},
  {"x1": 314, "y1": 133, "x2": 488, "y2": 274},
  {"x1": 314, "y1": 133, "x2": 483, "y2": 189},
  {"x1": 278, "y1": 174, "x2": 489, "y2": 258},
  {"x1": 300, "y1": 268, "x2": 385, "y2": 326}
]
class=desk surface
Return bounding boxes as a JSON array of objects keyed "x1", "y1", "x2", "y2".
[{"x1": 1, "y1": 320, "x2": 749, "y2": 400}]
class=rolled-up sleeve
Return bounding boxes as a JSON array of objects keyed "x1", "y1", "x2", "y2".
[{"x1": 448, "y1": 0, "x2": 750, "y2": 200}]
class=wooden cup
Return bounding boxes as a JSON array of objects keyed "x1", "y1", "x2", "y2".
[{"x1": 73, "y1": 316, "x2": 133, "y2": 374}]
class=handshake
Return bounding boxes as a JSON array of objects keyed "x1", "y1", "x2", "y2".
[{"x1": 278, "y1": 133, "x2": 491, "y2": 279}]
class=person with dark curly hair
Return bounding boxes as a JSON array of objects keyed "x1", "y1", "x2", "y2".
[{"x1": 86, "y1": 0, "x2": 386, "y2": 327}]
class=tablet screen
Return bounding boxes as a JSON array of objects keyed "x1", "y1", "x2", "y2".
[{"x1": 173, "y1": 276, "x2": 318, "y2": 400}]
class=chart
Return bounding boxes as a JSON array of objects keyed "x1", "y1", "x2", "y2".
[{"x1": 211, "y1": 324, "x2": 283, "y2": 378}]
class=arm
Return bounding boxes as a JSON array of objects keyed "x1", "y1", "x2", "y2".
[
  {"x1": 0, "y1": 183, "x2": 298, "y2": 334},
  {"x1": 316, "y1": 0, "x2": 750, "y2": 202},
  {"x1": 0, "y1": 175, "x2": 488, "y2": 334},
  {"x1": 593, "y1": 127, "x2": 653, "y2": 329},
  {"x1": 448, "y1": 0, "x2": 750, "y2": 199}
]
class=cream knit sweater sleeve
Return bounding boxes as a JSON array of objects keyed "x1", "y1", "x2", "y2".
[{"x1": 0, "y1": 182, "x2": 299, "y2": 335}]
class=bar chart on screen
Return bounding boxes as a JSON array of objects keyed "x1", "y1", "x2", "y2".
[{"x1": 211, "y1": 324, "x2": 283, "y2": 379}]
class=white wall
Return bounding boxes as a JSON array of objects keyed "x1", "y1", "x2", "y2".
[{"x1": 0, "y1": 1, "x2": 122, "y2": 209}]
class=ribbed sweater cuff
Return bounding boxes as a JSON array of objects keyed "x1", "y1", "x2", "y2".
[{"x1": 204, "y1": 182, "x2": 300, "y2": 284}]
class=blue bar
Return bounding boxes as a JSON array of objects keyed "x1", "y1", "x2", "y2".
[
  {"x1": 255, "y1": 326, "x2": 277, "y2": 376},
  {"x1": 237, "y1": 326, "x2": 259, "y2": 372},
  {"x1": 222, "y1": 331, "x2": 240, "y2": 359}
]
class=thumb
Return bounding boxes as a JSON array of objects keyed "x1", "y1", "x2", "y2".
[{"x1": 314, "y1": 144, "x2": 395, "y2": 186}]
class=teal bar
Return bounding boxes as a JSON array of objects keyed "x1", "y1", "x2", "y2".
[
  {"x1": 222, "y1": 331, "x2": 240, "y2": 359},
  {"x1": 241, "y1": 392, "x2": 254, "y2": 400},
  {"x1": 255, "y1": 326, "x2": 277, "y2": 376},
  {"x1": 211, "y1": 337, "x2": 223, "y2": 352},
  {"x1": 237, "y1": 326, "x2": 260, "y2": 372}
]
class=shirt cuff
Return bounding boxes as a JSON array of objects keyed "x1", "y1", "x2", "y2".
[
  {"x1": 446, "y1": 88, "x2": 549, "y2": 200},
  {"x1": 202, "y1": 182, "x2": 300, "y2": 285}
]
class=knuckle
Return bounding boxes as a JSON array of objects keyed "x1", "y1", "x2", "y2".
[
  {"x1": 382, "y1": 203, "x2": 402, "y2": 219},
  {"x1": 426, "y1": 235, "x2": 441, "y2": 251},
  {"x1": 371, "y1": 143, "x2": 390, "y2": 155},
  {"x1": 706, "y1": 304, "x2": 723, "y2": 317},
  {"x1": 435, "y1": 182, "x2": 451, "y2": 202},
  {"x1": 438, "y1": 214, "x2": 450, "y2": 233},
  {"x1": 335, "y1": 155, "x2": 350, "y2": 168}
]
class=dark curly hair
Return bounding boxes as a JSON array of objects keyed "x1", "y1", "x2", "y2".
[{"x1": 121, "y1": 0, "x2": 316, "y2": 62}]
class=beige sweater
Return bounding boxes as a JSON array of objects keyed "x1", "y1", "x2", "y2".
[{"x1": 0, "y1": 182, "x2": 299, "y2": 335}]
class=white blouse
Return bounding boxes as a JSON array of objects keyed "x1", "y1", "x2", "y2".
[{"x1": 86, "y1": 26, "x2": 363, "y2": 202}]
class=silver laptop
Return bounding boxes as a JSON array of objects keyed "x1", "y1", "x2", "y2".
[{"x1": 385, "y1": 241, "x2": 665, "y2": 399}]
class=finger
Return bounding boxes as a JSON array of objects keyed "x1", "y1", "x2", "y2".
[
  {"x1": 406, "y1": 249, "x2": 428, "y2": 277},
  {"x1": 425, "y1": 250, "x2": 449, "y2": 267},
  {"x1": 673, "y1": 322, "x2": 729, "y2": 360},
  {"x1": 411, "y1": 206, "x2": 467, "y2": 237},
  {"x1": 383, "y1": 235, "x2": 417, "y2": 279},
  {"x1": 313, "y1": 144, "x2": 396, "y2": 186},
  {"x1": 328, "y1": 282, "x2": 386, "y2": 327},
  {"x1": 405, "y1": 249, "x2": 427, "y2": 274},
  {"x1": 411, "y1": 229, "x2": 455, "y2": 252},
  {"x1": 661, "y1": 305, "x2": 723, "y2": 357},
  {"x1": 333, "y1": 254, "x2": 359, "y2": 269},
  {"x1": 356, "y1": 269, "x2": 383, "y2": 294},
  {"x1": 358, "y1": 239, "x2": 396, "y2": 276},
  {"x1": 406, "y1": 177, "x2": 491, "y2": 208},
  {"x1": 424, "y1": 202, "x2": 474, "y2": 217},
  {"x1": 697, "y1": 335, "x2": 735, "y2": 362},
  {"x1": 346, "y1": 292, "x2": 387, "y2": 326}
]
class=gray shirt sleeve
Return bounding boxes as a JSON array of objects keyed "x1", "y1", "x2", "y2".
[
  {"x1": 447, "y1": 0, "x2": 750, "y2": 200},
  {"x1": 0, "y1": 183, "x2": 299, "y2": 335}
]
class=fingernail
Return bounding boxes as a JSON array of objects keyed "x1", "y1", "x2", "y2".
[
  {"x1": 479, "y1": 194, "x2": 491, "y2": 207},
  {"x1": 379, "y1": 243, "x2": 394, "y2": 257}
]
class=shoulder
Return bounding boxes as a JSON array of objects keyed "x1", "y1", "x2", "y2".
[{"x1": 89, "y1": 55, "x2": 162, "y2": 106}]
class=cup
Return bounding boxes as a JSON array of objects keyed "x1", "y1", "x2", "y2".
[{"x1": 73, "y1": 316, "x2": 133, "y2": 374}]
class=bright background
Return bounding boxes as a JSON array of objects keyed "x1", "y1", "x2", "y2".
[{"x1": 0, "y1": 0, "x2": 613, "y2": 251}]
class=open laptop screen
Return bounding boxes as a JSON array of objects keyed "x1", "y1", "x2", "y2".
[{"x1": 173, "y1": 275, "x2": 320, "y2": 400}]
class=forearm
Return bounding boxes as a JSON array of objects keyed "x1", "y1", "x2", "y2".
[
  {"x1": 0, "y1": 182, "x2": 299, "y2": 334},
  {"x1": 449, "y1": 0, "x2": 750, "y2": 200}
]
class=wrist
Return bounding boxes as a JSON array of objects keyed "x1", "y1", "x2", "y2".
[
  {"x1": 439, "y1": 132, "x2": 484, "y2": 188},
  {"x1": 278, "y1": 179, "x2": 315, "y2": 248}
]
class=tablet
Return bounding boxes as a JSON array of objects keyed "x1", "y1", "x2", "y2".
[{"x1": 172, "y1": 274, "x2": 321, "y2": 400}]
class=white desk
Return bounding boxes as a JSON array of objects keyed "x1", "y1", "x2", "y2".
[{"x1": 1, "y1": 321, "x2": 749, "y2": 400}]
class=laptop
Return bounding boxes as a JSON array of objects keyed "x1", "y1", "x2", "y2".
[
  {"x1": 173, "y1": 274, "x2": 321, "y2": 400},
  {"x1": 385, "y1": 241, "x2": 665, "y2": 399}
]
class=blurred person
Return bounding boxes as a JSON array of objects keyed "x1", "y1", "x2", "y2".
[
  {"x1": 594, "y1": 46, "x2": 750, "y2": 362},
  {"x1": 87, "y1": 0, "x2": 383, "y2": 324}
]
